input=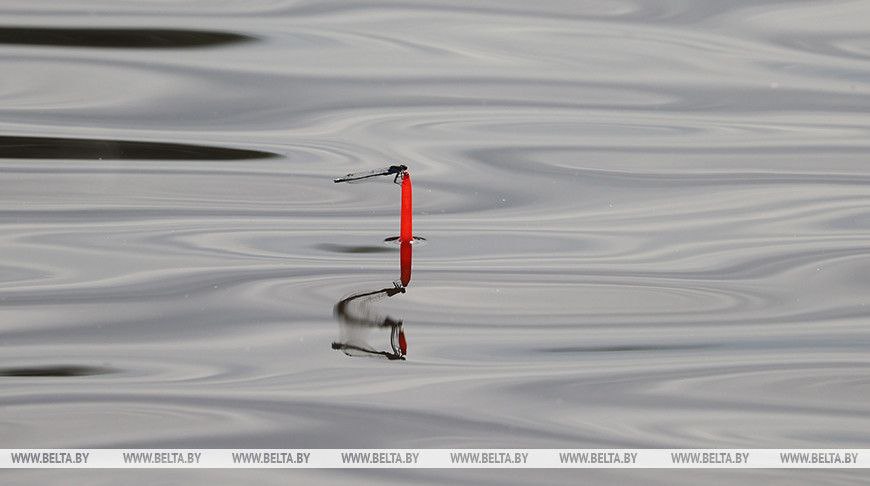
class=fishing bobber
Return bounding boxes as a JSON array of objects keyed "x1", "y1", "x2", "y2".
[
  {"x1": 400, "y1": 170, "x2": 412, "y2": 244},
  {"x1": 399, "y1": 170, "x2": 413, "y2": 287},
  {"x1": 332, "y1": 163, "x2": 414, "y2": 287}
]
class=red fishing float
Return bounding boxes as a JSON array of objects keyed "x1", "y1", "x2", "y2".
[
  {"x1": 334, "y1": 164, "x2": 414, "y2": 287},
  {"x1": 400, "y1": 171, "x2": 412, "y2": 244},
  {"x1": 399, "y1": 170, "x2": 412, "y2": 287}
]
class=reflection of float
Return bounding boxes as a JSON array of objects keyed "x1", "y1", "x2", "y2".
[
  {"x1": 400, "y1": 240, "x2": 411, "y2": 287},
  {"x1": 332, "y1": 164, "x2": 416, "y2": 360},
  {"x1": 332, "y1": 233, "x2": 413, "y2": 360}
]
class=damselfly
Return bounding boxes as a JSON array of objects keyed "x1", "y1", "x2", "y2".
[{"x1": 334, "y1": 164, "x2": 407, "y2": 184}]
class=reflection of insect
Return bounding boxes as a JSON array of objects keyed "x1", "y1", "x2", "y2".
[
  {"x1": 333, "y1": 164, "x2": 407, "y2": 184},
  {"x1": 332, "y1": 282, "x2": 407, "y2": 360}
]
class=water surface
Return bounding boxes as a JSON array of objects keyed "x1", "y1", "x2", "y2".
[{"x1": 2, "y1": 1, "x2": 870, "y2": 483}]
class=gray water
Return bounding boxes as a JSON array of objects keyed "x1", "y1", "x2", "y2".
[{"x1": 2, "y1": 1, "x2": 870, "y2": 483}]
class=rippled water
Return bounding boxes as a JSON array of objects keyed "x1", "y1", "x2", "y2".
[{"x1": 3, "y1": 0, "x2": 870, "y2": 483}]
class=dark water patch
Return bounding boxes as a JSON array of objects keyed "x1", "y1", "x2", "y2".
[
  {"x1": 315, "y1": 243, "x2": 395, "y2": 254},
  {"x1": 0, "y1": 365, "x2": 115, "y2": 377},
  {"x1": 0, "y1": 26, "x2": 254, "y2": 48},
  {"x1": 0, "y1": 136, "x2": 277, "y2": 160}
]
